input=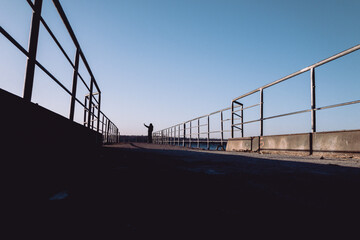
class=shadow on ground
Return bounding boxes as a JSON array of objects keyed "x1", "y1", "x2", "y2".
[{"x1": 37, "y1": 143, "x2": 360, "y2": 237}]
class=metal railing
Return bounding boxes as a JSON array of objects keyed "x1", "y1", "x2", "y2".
[
  {"x1": 0, "y1": 0, "x2": 120, "y2": 144},
  {"x1": 154, "y1": 44, "x2": 360, "y2": 150},
  {"x1": 153, "y1": 107, "x2": 238, "y2": 150}
]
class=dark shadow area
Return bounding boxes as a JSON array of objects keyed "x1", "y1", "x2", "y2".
[
  {"x1": 38, "y1": 143, "x2": 360, "y2": 237},
  {"x1": 1, "y1": 89, "x2": 102, "y2": 202}
]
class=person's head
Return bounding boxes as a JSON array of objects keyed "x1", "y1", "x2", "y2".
[{"x1": 150, "y1": 123, "x2": 153, "y2": 126}]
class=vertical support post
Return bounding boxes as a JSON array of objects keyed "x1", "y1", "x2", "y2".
[
  {"x1": 189, "y1": 121, "x2": 192, "y2": 148},
  {"x1": 87, "y1": 78, "x2": 94, "y2": 129},
  {"x1": 83, "y1": 96, "x2": 88, "y2": 126},
  {"x1": 106, "y1": 119, "x2": 110, "y2": 143},
  {"x1": 101, "y1": 114, "x2": 105, "y2": 134},
  {"x1": 231, "y1": 101, "x2": 234, "y2": 138},
  {"x1": 241, "y1": 103, "x2": 244, "y2": 138},
  {"x1": 260, "y1": 88, "x2": 264, "y2": 137},
  {"x1": 178, "y1": 125, "x2": 180, "y2": 146},
  {"x1": 183, "y1": 123, "x2": 185, "y2": 147},
  {"x1": 311, "y1": 68, "x2": 316, "y2": 133},
  {"x1": 197, "y1": 118, "x2": 200, "y2": 149},
  {"x1": 91, "y1": 105, "x2": 95, "y2": 129},
  {"x1": 207, "y1": 115, "x2": 210, "y2": 150},
  {"x1": 69, "y1": 48, "x2": 80, "y2": 121},
  {"x1": 220, "y1": 111, "x2": 224, "y2": 146},
  {"x1": 97, "y1": 92, "x2": 101, "y2": 132},
  {"x1": 23, "y1": 0, "x2": 43, "y2": 101}
]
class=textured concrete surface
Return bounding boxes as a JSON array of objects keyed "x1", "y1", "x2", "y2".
[{"x1": 227, "y1": 130, "x2": 360, "y2": 158}]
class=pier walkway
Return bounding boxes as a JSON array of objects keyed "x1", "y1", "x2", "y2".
[{"x1": 52, "y1": 143, "x2": 360, "y2": 237}]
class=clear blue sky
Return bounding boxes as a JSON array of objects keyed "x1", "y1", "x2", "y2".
[{"x1": 1, "y1": 0, "x2": 359, "y2": 136}]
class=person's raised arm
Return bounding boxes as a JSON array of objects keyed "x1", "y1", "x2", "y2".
[{"x1": 144, "y1": 123, "x2": 149, "y2": 128}]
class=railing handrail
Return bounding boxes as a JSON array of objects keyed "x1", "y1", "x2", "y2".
[
  {"x1": 0, "y1": 0, "x2": 120, "y2": 144},
  {"x1": 233, "y1": 44, "x2": 360, "y2": 102},
  {"x1": 153, "y1": 43, "x2": 360, "y2": 150}
]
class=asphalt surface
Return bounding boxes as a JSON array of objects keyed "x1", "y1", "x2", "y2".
[{"x1": 39, "y1": 143, "x2": 360, "y2": 237}]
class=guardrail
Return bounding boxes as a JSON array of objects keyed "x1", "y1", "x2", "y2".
[
  {"x1": 0, "y1": 0, "x2": 120, "y2": 144},
  {"x1": 153, "y1": 44, "x2": 360, "y2": 150}
]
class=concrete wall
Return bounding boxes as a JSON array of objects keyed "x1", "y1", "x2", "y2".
[
  {"x1": 1, "y1": 88, "x2": 103, "y2": 200},
  {"x1": 226, "y1": 130, "x2": 360, "y2": 158}
]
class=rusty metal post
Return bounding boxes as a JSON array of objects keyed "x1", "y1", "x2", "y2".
[
  {"x1": 260, "y1": 88, "x2": 264, "y2": 137},
  {"x1": 23, "y1": 0, "x2": 43, "y2": 101},
  {"x1": 69, "y1": 48, "x2": 80, "y2": 121},
  {"x1": 311, "y1": 68, "x2": 316, "y2": 133}
]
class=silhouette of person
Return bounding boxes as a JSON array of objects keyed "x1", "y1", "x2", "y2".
[{"x1": 144, "y1": 123, "x2": 154, "y2": 143}]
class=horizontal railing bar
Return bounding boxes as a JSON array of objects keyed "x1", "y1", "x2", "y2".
[
  {"x1": 263, "y1": 109, "x2": 310, "y2": 121},
  {"x1": 35, "y1": 60, "x2": 72, "y2": 96},
  {"x1": 208, "y1": 107, "x2": 231, "y2": 116},
  {"x1": 222, "y1": 118, "x2": 231, "y2": 122},
  {"x1": 40, "y1": 17, "x2": 75, "y2": 69},
  {"x1": 77, "y1": 73, "x2": 91, "y2": 92},
  {"x1": 316, "y1": 99, "x2": 360, "y2": 111},
  {"x1": 233, "y1": 113, "x2": 242, "y2": 118},
  {"x1": 26, "y1": 0, "x2": 35, "y2": 9},
  {"x1": 52, "y1": 0, "x2": 101, "y2": 92},
  {"x1": 233, "y1": 103, "x2": 260, "y2": 113},
  {"x1": 0, "y1": 26, "x2": 29, "y2": 57},
  {"x1": 233, "y1": 44, "x2": 360, "y2": 102}
]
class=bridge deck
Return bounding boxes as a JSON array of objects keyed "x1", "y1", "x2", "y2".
[{"x1": 46, "y1": 143, "x2": 360, "y2": 236}]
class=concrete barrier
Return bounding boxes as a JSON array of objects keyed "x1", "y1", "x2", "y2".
[
  {"x1": 226, "y1": 130, "x2": 360, "y2": 158},
  {"x1": 1, "y1": 88, "x2": 103, "y2": 200}
]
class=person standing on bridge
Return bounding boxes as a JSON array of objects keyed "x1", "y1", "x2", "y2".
[{"x1": 144, "y1": 123, "x2": 154, "y2": 143}]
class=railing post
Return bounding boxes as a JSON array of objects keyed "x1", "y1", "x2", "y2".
[
  {"x1": 69, "y1": 48, "x2": 80, "y2": 121},
  {"x1": 260, "y1": 88, "x2": 264, "y2": 136},
  {"x1": 101, "y1": 114, "x2": 104, "y2": 134},
  {"x1": 189, "y1": 121, "x2": 192, "y2": 148},
  {"x1": 97, "y1": 93, "x2": 101, "y2": 132},
  {"x1": 183, "y1": 123, "x2": 185, "y2": 147},
  {"x1": 23, "y1": 0, "x2": 43, "y2": 101},
  {"x1": 197, "y1": 119, "x2": 200, "y2": 148},
  {"x1": 174, "y1": 126, "x2": 176, "y2": 145},
  {"x1": 83, "y1": 96, "x2": 88, "y2": 126},
  {"x1": 106, "y1": 119, "x2": 110, "y2": 143},
  {"x1": 178, "y1": 125, "x2": 180, "y2": 146},
  {"x1": 311, "y1": 68, "x2": 316, "y2": 133},
  {"x1": 207, "y1": 115, "x2": 210, "y2": 150},
  {"x1": 231, "y1": 101, "x2": 234, "y2": 138},
  {"x1": 241, "y1": 103, "x2": 244, "y2": 137},
  {"x1": 91, "y1": 105, "x2": 95, "y2": 129},
  {"x1": 220, "y1": 111, "x2": 224, "y2": 146},
  {"x1": 87, "y1": 78, "x2": 94, "y2": 129}
]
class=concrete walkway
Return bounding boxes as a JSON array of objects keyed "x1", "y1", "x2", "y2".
[{"x1": 47, "y1": 143, "x2": 360, "y2": 237}]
